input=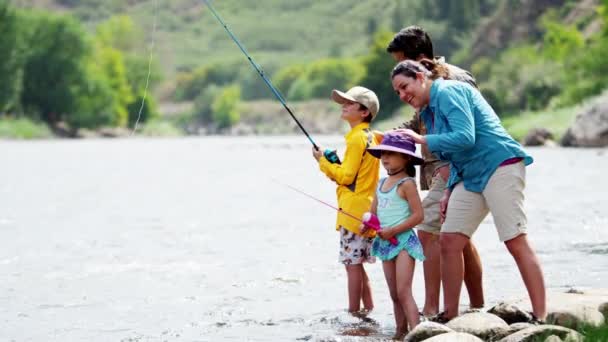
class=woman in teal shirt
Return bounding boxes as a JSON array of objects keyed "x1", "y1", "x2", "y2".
[{"x1": 392, "y1": 59, "x2": 546, "y2": 323}]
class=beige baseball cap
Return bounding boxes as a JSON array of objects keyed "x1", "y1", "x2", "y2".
[{"x1": 331, "y1": 86, "x2": 380, "y2": 120}]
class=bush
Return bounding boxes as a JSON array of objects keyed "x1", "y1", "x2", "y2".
[
  {"x1": 211, "y1": 85, "x2": 241, "y2": 129},
  {"x1": 287, "y1": 58, "x2": 366, "y2": 101}
]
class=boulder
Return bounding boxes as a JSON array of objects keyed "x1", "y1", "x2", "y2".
[
  {"x1": 546, "y1": 306, "x2": 605, "y2": 329},
  {"x1": 423, "y1": 332, "x2": 484, "y2": 342},
  {"x1": 561, "y1": 93, "x2": 608, "y2": 147},
  {"x1": 446, "y1": 312, "x2": 509, "y2": 340},
  {"x1": 497, "y1": 325, "x2": 582, "y2": 342},
  {"x1": 543, "y1": 335, "x2": 562, "y2": 342},
  {"x1": 492, "y1": 323, "x2": 536, "y2": 341},
  {"x1": 508, "y1": 289, "x2": 608, "y2": 329},
  {"x1": 403, "y1": 322, "x2": 453, "y2": 342},
  {"x1": 488, "y1": 302, "x2": 534, "y2": 324},
  {"x1": 523, "y1": 128, "x2": 554, "y2": 146}
]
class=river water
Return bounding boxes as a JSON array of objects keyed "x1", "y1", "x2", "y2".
[{"x1": 1, "y1": 137, "x2": 606, "y2": 341}]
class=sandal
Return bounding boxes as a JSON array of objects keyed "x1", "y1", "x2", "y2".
[{"x1": 428, "y1": 311, "x2": 452, "y2": 324}]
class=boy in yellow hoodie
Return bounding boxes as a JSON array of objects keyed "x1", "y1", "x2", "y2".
[{"x1": 312, "y1": 86, "x2": 380, "y2": 314}]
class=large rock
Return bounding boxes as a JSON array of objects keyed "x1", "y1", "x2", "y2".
[
  {"x1": 523, "y1": 128, "x2": 555, "y2": 146},
  {"x1": 492, "y1": 323, "x2": 537, "y2": 341},
  {"x1": 546, "y1": 306, "x2": 605, "y2": 329},
  {"x1": 508, "y1": 289, "x2": 608, "y2": 329},
  {"x1": 403, "y1": 321, "x2": 453, "y2": 342},
  {"x1": 561, "y1": 93, "x2": 608, "y2": 147},
  {"x1": 423, "y1": 332, "x2": 484, "y2": 342},
  {"x1": 488, "y1": 302, "x2": 534, "y2": 324},
  {"x1": 497, "y1": 325, "x2": 582, "y2": 342},
  {"x1": 543, "y1": 335, "x2": 563, "y2": 342},
  {"x1": 446, "y1": 312, "x2": 510, "y2": 340}
]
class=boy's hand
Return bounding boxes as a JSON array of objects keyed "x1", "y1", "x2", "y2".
[
  {"x1": 312, "y1": 146, "x2": 324, "y2": 161},
  {"x1": 359, "y1": 223, "x2": 369, "y2": 235},
  {"x1": 378, "y1": 228, "x2": 396, "y2": 241}
]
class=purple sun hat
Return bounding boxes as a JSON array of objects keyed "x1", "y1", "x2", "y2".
[{"x1": 367, "y1": 131, "x2": 424, "y2": 164}]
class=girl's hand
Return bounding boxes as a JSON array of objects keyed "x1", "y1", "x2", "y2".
[
  {"x1": 394, "y1": 128, "x2": 427, "y2": 145},
  {"x1": 359, "y1": 223, "x2": 369, "y2": 236},
  {"x1": 312, "y1": 146, "x2": 324, "y2": 161},
  {"x1": 439, "y1": 189, "x2": 451, "y2": 223},
  {"x1": 378, "y1": 228, "x2": 396, "y2": 241}
]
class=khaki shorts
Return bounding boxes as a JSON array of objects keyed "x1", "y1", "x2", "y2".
[
  {"x1": 442, "y1": 162, "x2": 528, "y2": 242},
  {"x1": 417, "y1": 173, "x2": 446, "y2": 235}
]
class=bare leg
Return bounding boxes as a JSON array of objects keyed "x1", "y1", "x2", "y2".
[
  {"x1": 382, "y1": 259, "x2": 407, "y2": 336},
  {"x1": 395, "y1": 251, "x2": 420, "y2": 330},
  {"x1": 345, "y1": 264, "x2": 363, "y2": 313},
  {"x1": 361, "y1": 266, "x2": 374, "y2": 311},
  {"x1": 462, "y1": 240, "x2": 485, "y2": 309},
  {"x1": 440, "y1": 232, "x2": 469, "y2": 319},
  {"x1": 418, "y1": 230, "x2": 441, "y2": 316},
  {"x1": 505, "y1": 234, "x2": 547, "y2": 320}
]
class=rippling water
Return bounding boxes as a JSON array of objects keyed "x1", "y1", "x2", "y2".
[{"x1": 0, "y1": 137, "x2": 606, "y2": 341}]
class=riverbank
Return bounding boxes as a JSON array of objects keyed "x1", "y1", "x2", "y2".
[{"x1": 0, "y1": 100, "x2": 585, "y2": 144}]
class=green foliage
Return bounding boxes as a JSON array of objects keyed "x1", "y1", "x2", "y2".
[
  {"x1": 0, "y1": 117, "x2": 53, "y2": 139},
  {"x1": 286, "y1": 58, "x2": 366, "y2": 101},
  {"x1": 360, "y1": 30, "x2": 400, "y2": 120},
  {"x1": 476, "y1": 46, "x2": 564, "y2": 115},
  {"x1": 174, "y1": 61, "x2": 242, "y2": 101},
  {"x1": 19, "y1": 11, "x2": 93, "y2": 124},
  {"x1": 0, "y1": 3, "x2": 27, "y2": 113},
  {"x1": 211, "y1": 85, "x2": 241, "y2": 129},
  {"x1": 540, "y1": 12, "x2": 584, "y2": 61},
  {"x1": 193, "y1": 85, "x2": 221, "y2": 124}
]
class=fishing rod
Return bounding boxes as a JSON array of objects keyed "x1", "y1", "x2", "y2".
[
  {"x1": 202, "y1": 0, "x2": 340, "y2": 164},
  {"x1": 279, "y1": 181, "x2": 398, "y2": 245}
]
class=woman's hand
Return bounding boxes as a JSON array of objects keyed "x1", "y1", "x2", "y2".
[
  {"x1": 394, "y1": 128, "x2": 427, "y2": 145},
  {"x1": 378, "y1": 228, "x2": 396, "y2": 241},
  {"x1": 312, "y1": 146, "x2": 324, "y2": 161},
  {"x1": 439, "y1": 189, "x2": 451, "y2": 223}
]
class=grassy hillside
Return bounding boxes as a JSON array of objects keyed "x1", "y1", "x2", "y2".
[{"x1": 11, "y1": 0, "x2": 438, "y2": 78}]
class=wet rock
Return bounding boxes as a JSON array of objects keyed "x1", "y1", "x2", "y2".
[
  {"x1": 423, "y1": 331, "x2": 484, "y2": 341},
  {"x1": 403, "y1": 321, "x2": 453, "y2": 342},
  {"x1": 493, "y1": 323, "x2": 536, "y2": 340},
  {"x1": 523, "y1": 128, "x2": 554, "y2": 146},
  {"x1": 508, "y1": 289, "x2": 608, "y2": 329},
  {"x1": 446, "y1": 312, "x2": 509, "y2": 340},
  {"x1": 546, "y1": 306, "x2": 605, "y2": 329},
  {"x1": 497, "y1": 325, "x2": 582, "y2": 342},
  {"x1": 544, "y1": 335, "x2": 562, "y2": 342},
  {"x1": 488, "y1": 302, "x2": 534, "y2": 324},
  {"x1": 561, "y1": 93, "x2": 608, "y2": 147}
]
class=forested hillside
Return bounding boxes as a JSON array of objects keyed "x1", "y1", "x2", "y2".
[{"x1": 2, "y1": 0, "x2": 606, "y2": 138}]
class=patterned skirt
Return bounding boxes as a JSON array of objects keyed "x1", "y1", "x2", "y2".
[{"x1": 371, "y1": 230, "x2": 425, "y2": 261}]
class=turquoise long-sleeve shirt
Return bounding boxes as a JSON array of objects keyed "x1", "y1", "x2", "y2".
[{"x1": 420, "y1": 78, "x2": 533, "y2": 193}]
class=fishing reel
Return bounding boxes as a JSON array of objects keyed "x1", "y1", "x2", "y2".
[{"x1": 323, "y1": 149, "x2": 341, "y2": 164}]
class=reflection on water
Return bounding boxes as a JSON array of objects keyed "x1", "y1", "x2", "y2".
[{"x1": 0, "y1": 137, "x2": 606, "y2": 341}]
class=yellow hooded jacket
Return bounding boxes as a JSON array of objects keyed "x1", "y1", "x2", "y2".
[{"x1": 319, "y1": 122, "x2": 380, "y2": 235}]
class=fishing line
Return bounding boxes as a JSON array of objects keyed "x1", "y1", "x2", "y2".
[{"x1": 129, "y1": 0, "x2": 159, "y2": 136}]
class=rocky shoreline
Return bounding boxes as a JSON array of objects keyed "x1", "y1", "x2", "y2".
[{"x1": 403, "y1": 288, "x2": 608, "y2": 341}]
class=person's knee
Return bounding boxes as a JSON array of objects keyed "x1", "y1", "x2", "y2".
[
  {"x1": 440, "y1": 233, "x2": 468, "y2": 255},
  {"x1": 396, "y1": 284, "x2": 412, "y2": 301},
  {"x1": 504, "y1": 234, "x2": 530, "y2": 256}
]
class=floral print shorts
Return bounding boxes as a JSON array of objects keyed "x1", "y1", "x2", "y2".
[{"x1": 338, "y1": 227, "x2": 376, "y2": 265}]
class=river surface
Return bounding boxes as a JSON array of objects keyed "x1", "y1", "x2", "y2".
[{"x1": 1, "y1": 137, "x2": 606, "y2": 341}]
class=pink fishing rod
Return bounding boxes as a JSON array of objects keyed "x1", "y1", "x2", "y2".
[{"x1": 280, "y1": 182, "x2": 398, "y2": 245}]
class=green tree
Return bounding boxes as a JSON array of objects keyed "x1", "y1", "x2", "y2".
[
  {"x1": 212, "y1": 85, "x2": 241, "y2": 129},
  {"x1": 360, "y1": 30, "x2": 400, "y2": 120},
  {"x1": 20, "y1": 12, "x2": 92, "y2": 125},
  {"x1": 0, "y1": 4, "x2": 27, "y2": 113},
  {"x1": 287, "y1": 58, "x2": 366, "y2": 101}
]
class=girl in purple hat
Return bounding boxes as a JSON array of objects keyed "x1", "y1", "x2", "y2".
[{"x1": 362, "y1": 131, "x2": 425, "y2": 338}]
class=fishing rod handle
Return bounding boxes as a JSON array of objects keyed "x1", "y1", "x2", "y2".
[
  {"x1": 362, "y1": 212, "x2": 398, "y2": 245},
  {"x1": 323, "y1": 149, "x2": 341, "y2": 164}
]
